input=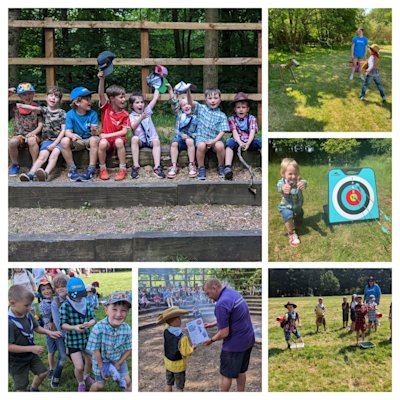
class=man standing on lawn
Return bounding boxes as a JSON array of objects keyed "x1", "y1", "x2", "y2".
[{"x1": 203, "y1": 278, "x2": 255, "y2": 392}]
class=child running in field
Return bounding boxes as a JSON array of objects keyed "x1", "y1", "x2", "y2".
[
  {"x1": 354, "y1": 295, "x2": 367, "y2": 346},
  {"x1": 281, "y1": 301, "x2": 303, "y2": 349},
  {"x1": 342, "y1": 296, "x2": 350, "y2": 329},
  {"x1": 367, "y1": 295, "x2": 378, "y2": 333},
  {"x1": 277, "y1": 158, "x2": 307, "y2": 247},
  {"x1": 314, "y1": 297, "x2": 326, "y2": 333}
]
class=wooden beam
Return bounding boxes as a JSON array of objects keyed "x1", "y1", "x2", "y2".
[
  {"x1": 8, "y1": 57, "x2": 261, "y2": 66},
  {"x1": 257, "y1": 30, "x2": 262, "y2": 128},
  {"x1": 9, "y1": 20, "x2": 262, "y2": 31},
  {"x1": 141, "y1": 29, "x2": 150, "y2": 95},
  {"x1": 44, "y1": 17, "x2": 55, "y2": 90}
]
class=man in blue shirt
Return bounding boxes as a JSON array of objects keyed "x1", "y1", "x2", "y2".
[{"x1": 350, "y1": 28, "x2": 368, "y2": 80}]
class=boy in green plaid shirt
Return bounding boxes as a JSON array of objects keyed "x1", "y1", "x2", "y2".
[
  {"x1": 60, "y1": 277, "x2": 96, "y2": 392},
  {"x1": 87, "y1": 292, "x2": 132, "y2": 391}
]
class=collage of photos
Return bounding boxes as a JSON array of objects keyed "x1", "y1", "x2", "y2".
[{"x1": 5, "y1": 3, "x2": 396, "y2": 400}]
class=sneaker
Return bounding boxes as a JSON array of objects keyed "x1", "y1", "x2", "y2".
[
  {"x1": 188, "y1": 162, "x2": 197, "y2": 178},
  {"x1": 80, "y1": 166, "x2": 96, "y2": 181},
  {"x1": 167, "y1": 163, "x2": 178, "y2": 179},
  {"x1": 99, "y1": 167, "x2": 110, "y2": 180},
  {"x1": 197, "y1": 166, "x2": 206, "y2": 180},
  {"x1": 349, "y1": 73, "x2": 354, "y2": 80},
  {"x1": 30, "y1": 387, "x2": 40, "y2": 392},
  {"x1": 288, "y1": 231, "x2": 300, "y2": 247},
  {"x1": 153, "y1": 165, "x2": 166, "y2": 178},
  {"x1": 9, "y1": 163, "x2": 20, "y2": 176},
  {"x1": 48, "y1": 369, "x2": 54, "y2": 379},
  {"x1": 51, "y1": 377, "x2": 60, "y2": 389},
  {"x1": 359, "y1": 96, "x2": 365, "y2": 101},
  {"x1": 85, "y1": 376, "x2": 95, "y2": 385},
  {"x1": 19, "y1": 172, "x2": 34, "y2": 182},
  {"x1": 217, "y1": 165, "x2": 225, "y2": 178},
  {"x1": 382, "y1": 97, "x2": 387, "y2": 103},
  {"x1": 78, "y1": 383, "x2": 86, "y2": 392},
  {"x1": 131, "y1": 166, "x2": 140, "y2": 179},
  {"x1": 223, "y1": 165, "x2": 233, "y2": 180},
  {"x1": 115, "y1": 168, "x2": 127, "y2": 181},
  {"x1": 68, "y1": 167, "x2": 81, "y2": 182},
  {"x1": 360, "y1": 74, "x2": 365, "y2": 81},
  {"x1": 36, "y1": 168, "x2": 48, "y2": 182}
]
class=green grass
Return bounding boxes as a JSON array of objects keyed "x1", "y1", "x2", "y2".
[
  {"x1": 269, "y1": 295, "x2": 392, "y2": 392},
  {"x1": 8, "y1": 271, "x2": 132, "y2": 392},
  {"x1": 268, "y1": 46, "x2": 392, "y2": 132},
  {"x1": 268, "y1": 155, "x2": 392, "y2": 261}
]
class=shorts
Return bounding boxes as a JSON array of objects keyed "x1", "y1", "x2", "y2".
[
  {"x1": 71, "y1": 137, "x2": 99, "y2": 151},
  {"x1": 12, "y1": 134, "x2": 41, "y2": 147},
  {"x1": 279, "y1": 207, "x2": 304, "y2": 223},
  {"x1": 284, "y1": 329, "x2": 302, "y2": 341},
  {"x1": 172, "y1": 135, "x2": 195, "y2": 151},
  {"x1": 220, "y1": 346, "x2": 253, "y2": 379},
  {"x1": 103, "y1": 136, "x2": 127, "y2": 152},
  {"x1": 95, "y1": 361, "x2": 129, "y2": 382},
  {"x1": 225, "y1": 137, "x2": 262, "y2": 151},
  {"x1": 46, "y1": 335, "x2": 57, "y2": 353},
  {"x1": 195, "y1": 140, "x2": 223, "y2": 150},
  {"x1": 350, "y1": 309, "x2": 356, "y2": 322},
  {"x1": 166, "y1": 370, "x2": 186, "y2": 390},
  {"x1": 40, "y1": 139, "x2": 62, "y2": 152},
  {"x1": 139, "y1": 140, "x2": 154, "y2": 149},
  {"x1": 66, "y1": 347, "x2": 90, "y2": 356},
  {"x1": 9, "y1": 354, "x2": 47, "y2": 391}
]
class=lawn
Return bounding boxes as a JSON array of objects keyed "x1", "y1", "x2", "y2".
[
  {"x1": 268, "y1": 295, "x2": 392, "y2": 392},
  {"x1": 8, "y1": 270, "x2": 132, "y2": 392},
  {"x1": 268, "y1": 46, "x2": 392, "y2": 132},
  {"x1": 268, "y1": 155, "x2": 392, "y2": 261}
]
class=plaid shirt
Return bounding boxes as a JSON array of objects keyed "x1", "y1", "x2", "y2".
[
  {"x1": 228, "y1": 114, "x2": 258, "y2": 143},
  {"x1": 60, "y1": 299, "x2": 95, "y2": 349},
  {"x1": 86, "y1": 317, "x2": 132, "y2": 377},
  {"x1": 192, "y1": 102, "x2": 229, "y2": 142},
  {"x1": 277, "y1": 178, "x2": 307, "y2": 212}
]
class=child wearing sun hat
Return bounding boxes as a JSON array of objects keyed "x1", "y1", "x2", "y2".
[{"x1": 281, "y1": 301, "x2": 303, "y2": 349}]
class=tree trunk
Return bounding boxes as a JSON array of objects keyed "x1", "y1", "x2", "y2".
[
  {"x1": 172, "y1": 9, "x2": 183, "y2": 58},
  {"x1": 8, "y1": 9, "x2": 21, "y2": 86},
  {"x1": 203, "y1": 8, "x2": 219, "y2": 89}
]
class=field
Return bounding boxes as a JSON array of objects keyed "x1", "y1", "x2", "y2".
[
  {"x1": 8, "y1": 270, "x2": 132, "y2": 392},
  {"x1": 268, "y1": 295, "x2": 392, "y2": 392},
  {"x1": 268, "y1": 46, "x2": 392, "y2": 132},
  {"x1": 268, "y1": 155, "x2": 392, "y2": 261}
]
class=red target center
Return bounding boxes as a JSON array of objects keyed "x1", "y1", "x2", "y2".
[{"x1": 346, "y1": 189, "x2": 362, "y2": 205}]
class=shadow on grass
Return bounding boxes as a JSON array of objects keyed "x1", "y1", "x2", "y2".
[
  {"x1": 297, "y1": 212, "x2": 327, "y2": 237},
  {"x1": 268, "y1": 347, "x2": 286, "y2": 358},
  {"x1": 338, "y1": 330, "x2": 354, "y2": 339},
  {"x1": 338, "y1": 345, "x2": 358, "y2": 355},
  {"x1": 378, "y1": 339, "x2": 392, "y2": 346}
]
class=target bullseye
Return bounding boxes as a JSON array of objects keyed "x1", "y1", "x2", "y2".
[{"x1": 346, "y1": 189, "x2": 361, "y2": 205}]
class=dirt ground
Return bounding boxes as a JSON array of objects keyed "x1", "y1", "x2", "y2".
[{"x1": 138, "y1": 324, "x2": 262, "y2": 392}]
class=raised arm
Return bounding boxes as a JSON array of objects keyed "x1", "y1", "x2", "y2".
[
  {"x1": 98, "y1": 71, "x2": 107, "y2": 106},
  {"x1": 148, "y1": 88, "x2": 160, "y2": 110}
]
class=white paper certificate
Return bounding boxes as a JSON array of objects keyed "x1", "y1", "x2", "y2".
[{"x1": 186, "y1": 318, "x2": 209, "y2": 345}]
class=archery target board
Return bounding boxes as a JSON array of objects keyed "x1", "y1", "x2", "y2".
[{"x1": 328, "y1": 168, "x2": 379, "y2": 224}]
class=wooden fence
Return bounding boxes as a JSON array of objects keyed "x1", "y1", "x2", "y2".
[{"x1": 9, "y1": 18, "x2": 262, "y2": 124}]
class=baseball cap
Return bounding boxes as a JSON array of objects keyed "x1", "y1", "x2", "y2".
[
  {"x1": 67, "y1": 277, "x2": 87, "y2": 300},
  {"x1": 97, "y1": 51, "x2": 116, "y2": 77},
  {"x1": 17, "y1": 82, "x2": 35, "y2": 95},
  {"x1": 70, "y1": 86, "x2": 94, "y2": 101},
  {"x1": 106, "y1": 292, "x2": 132, "y2": 308}
]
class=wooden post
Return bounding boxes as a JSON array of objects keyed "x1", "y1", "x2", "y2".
[
  {"x1": 141, "y1": 29, "x2": 150, "y2": 95},
  {"x1": 257, "y1": 30, "x2": 262, "y2": 128},
  {"x1": 44, "y1": 17, "x2": 56, "y2": 90}
]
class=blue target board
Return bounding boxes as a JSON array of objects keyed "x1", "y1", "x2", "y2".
[{"x1": 328, "y1": 168, "x2": 379, "y2": 224}]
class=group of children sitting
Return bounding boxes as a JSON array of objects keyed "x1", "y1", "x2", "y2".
[
  {"x1": 8, "y1": 70, "x2": 261, "y2": 182},
  {"x1": 8, "y1": 274, "x2": 132, "y2": 392}
]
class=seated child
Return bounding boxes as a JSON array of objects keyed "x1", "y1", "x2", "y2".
[
  {"x1": 281, "y1": 301, "x2": 303, "y2": 349},
  {"x1": 60, "y1": 277, "x2": 96, "y2": 392},
  {"x1": 156, "y1": 307, "x2": 195, "y2": 392},
  {"x1": 166, "y1": 83, "x2": 198, "y2": 178},
  {"x1": 367, "y1": 294, "x2": 378, "y2": 333},
  {"x1": 61, "y1": 86, "x2": 99, "y2": 181},
  {"x1": 18, "y1": 86, "x2": 65, "y2": 182},
  {"x1": 8, "y1": 284, "x2": 62, "y2": 392},
  {"x1": 87, "y1": 292, "x2": 132, "y2": 391},
  {"x1": 129, "y1": 89, "x2": 165, "y2": 178},
  {"x1": 277, "y1": 158, "x2": 307, "y2": 247},
  {"x1": 359, "y1": 44, "x2": 386, "y2": 102},
  {"x1": 9, "y1": 82, "x2": 43, "y2": 176},
  {"x1": 223, "y1": 92, "x2": 261, "y2": 180},
  {"x1": 342, "y1": 296, "x2": 350, "y2": 329},
  {"x1": 50, "y1": 273, "x2": 69, "y2": 388},
  {"x1": 97, "y1": 71, "x2": 130, "y2": 181},
  {"x1": 191, "y1": 88, "x2": 229, "y2": 180},
  {"x1": 314, "y1": 297, "x2": 326, "y2": 333},
  {"x1": 154, "y1": 294, "x2": 161, "y2": 306},
  {"x1": 354, "y1": 295, "x2": 367, "y2": 346}
]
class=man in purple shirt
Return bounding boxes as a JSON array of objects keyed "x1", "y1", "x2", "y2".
[{"x1": 203, "y1": 278, "x2": 255, "y2": 391}]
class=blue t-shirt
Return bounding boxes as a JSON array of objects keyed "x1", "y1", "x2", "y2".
[
  {"x1": 352, "y1": 36, "x2": 368, "y2": 58},
  {"x1": 66, "y1": 109, "x2": 98, "y2": 139},
  {"x1": 215, "y1": 287, "x2": 255, "y2": 352},
  {"x1": 364, "y1": 284, "x2": 382, "y2": 305}
]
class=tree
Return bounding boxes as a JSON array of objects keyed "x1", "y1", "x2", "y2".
[
  {"x1": 320, "y1": 271, "x2": 340, "y2": 295},
  {"x1": 8, "y1": 9, "x2": 21, "y2": 86},
  {"x1": 203, "y1": 8, "x2": 219, "y2": 89}
]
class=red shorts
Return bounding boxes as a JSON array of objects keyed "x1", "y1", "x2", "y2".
[{"x1": 105, "y1": 135, "x2": 127, "y2": 152}]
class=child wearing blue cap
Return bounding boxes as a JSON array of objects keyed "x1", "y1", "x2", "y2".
[
  {"x1": 9, "y1": 82, "x2": 43, "y2": 176},
  {"x1": 60, "y1": 277, "x2": 96, "y2": 392},
  {"x1": 61, "y1": 87, "x2": 99, "y2": 181},
  {"x1": 87, "y1": 292, "x2": 132, "y2": 391}
]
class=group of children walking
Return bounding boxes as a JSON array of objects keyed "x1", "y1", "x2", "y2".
[
  {"x1": 9, "y1": 68, "x2": 261, "y2": 182},
  {"x1": 8, "y1": 273, "x2": 132, "y2": 392}
]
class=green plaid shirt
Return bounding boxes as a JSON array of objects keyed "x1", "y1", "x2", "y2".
[{"x1": 60, "y1": 299, "x2": 95, "y2": 349}]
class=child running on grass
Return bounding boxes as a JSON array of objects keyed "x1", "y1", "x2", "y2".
[
  {"x1": 277, "y1": 158, "x2": 307, "y2": 247},
  {"x1": 281, "y1": 301, "x2": 303, "y2": 350}
]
